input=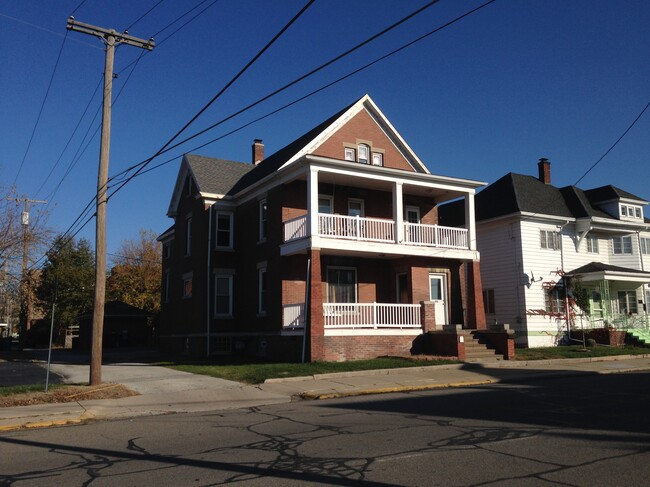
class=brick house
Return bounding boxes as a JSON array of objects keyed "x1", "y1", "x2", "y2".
[{"x1": 158, "y1": 95, "x2": 489, "y2": 361}]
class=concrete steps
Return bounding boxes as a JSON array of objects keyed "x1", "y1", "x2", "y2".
[{"x1": 462, "y1": 331, "x2": 502, "y2": 362}]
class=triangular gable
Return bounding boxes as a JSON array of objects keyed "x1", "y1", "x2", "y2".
[
  {"x1": 280, "y1": 94, "x2": 430, "y2": 174},
  {"x1": 167, "y1": 156, "x2": 194, "y2": 217}
]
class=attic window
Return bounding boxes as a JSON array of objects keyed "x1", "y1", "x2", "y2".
[
  {"x1": 621, "y1": 204, "x2": 642, "y2": 220},
  {"x1": 344, "y1": 148, "x2": 355, "y2": 162},
  {"x1": 185, "y1": 177, "x2": 193, "y2": 196},
  {"x1": 358, "y1": 144, "x2": 369, "y2": 164}
]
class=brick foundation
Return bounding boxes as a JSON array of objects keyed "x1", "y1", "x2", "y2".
[{"x1": 321, "y1": 335, "x2": 417, "y2": 361}]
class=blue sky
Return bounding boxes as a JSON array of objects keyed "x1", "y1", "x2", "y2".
[{"x1": 1, "y1": 0, "x2": 649, "y2": 262}]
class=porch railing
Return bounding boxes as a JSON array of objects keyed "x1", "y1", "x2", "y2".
[
  {"x1": 282, "y1": 303, "x2": 305, "y2": 329},
  {"x1": 284, "y1": 215, "x2": 307, "y2": 242},
  {"x1": 403, "y1": 222, "x2": 468, "y2": 249},
  {"x1": 323, "y1": 302, "x2": 421, "y2": 329},
  {"x1": 319, "y1": 214, "x2": 394, "y2": 243},
  {"x1": 283, "y1": 213, "x2": 470, "y2": 251}
]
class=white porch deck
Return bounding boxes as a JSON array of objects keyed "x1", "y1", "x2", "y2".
[{"x1": 283, "y1": 214, "x2": 469, "y2": 250}]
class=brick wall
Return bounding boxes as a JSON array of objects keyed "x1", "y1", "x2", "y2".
[
  {"x1": 312, "y1": 110, "x2": 416, "y2": 172},
  {"x1": 322, "y1": 335, "x2": 417, "y2": 361}
]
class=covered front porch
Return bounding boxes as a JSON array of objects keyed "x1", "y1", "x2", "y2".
[{"x1": 568, "y1": 262, "x2": 650, "y2": 334}]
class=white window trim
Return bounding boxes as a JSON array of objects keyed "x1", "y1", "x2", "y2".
[
  {"x1": 586, "y1": 235, "x2": 599, "y2": 254},
  {"x1": 318, "y1": 195, "x2": 333, "y2": 214},
  {"x1": 640, "y1": 237, "x2": 650, "y2": 255},
  {"x1": 258, "y1": 199, "x2": 267, "y2": 242},
  {"x1": 612, "y1": 235, "x2": 633, "y2": 255},
  {"x1": 344, "y1": 147, "x2": 356, "y2": 162},
  {"x1": 372, "y1": 152, "x2": 384, "y2": 166},
  {"x1": 405, "y1": 206, "x2": 420, "y2": 223},
  {"x1": 540, "y1": 229, "x2": 560, "y2": 250},
  {"x1": 357, "y1": 143, "x2": 370, "y2": 164},
  {"x1": 215, "y1": 211, "x2": 234, "y2": 249},
  {"x1": 214, "y1": 274, "x2": 234, "y2": 317},
  {"x1": 348, "y1": 198, "x2": 365, "y2": 217}
]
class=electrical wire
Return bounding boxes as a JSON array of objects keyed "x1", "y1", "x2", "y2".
[
  {"x1": 110, "y1": 0, "x2": 494, "y2": 187},
  {"x1": 108, "y1": 0, "x2": 444, "y2": 188},
  {"x1": 12, "y1": 30, "x2": 70, "y2": 187},
  {"x1": 573, "y1": 99, "x2": 650, "y2": 186},
  {"x1": 125, "y1": 0, "x2": 166, "y2": 32}
]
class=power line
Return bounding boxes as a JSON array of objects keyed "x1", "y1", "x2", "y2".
[
  {"x1": 108, "y1": 0, "x2": 443, "y2": 190},
  {"x1": 573, "y1": 99, "x2": 650, "y2": 186},
  {"x1": 111, "y1": 0, "x2": 494, "y2": 187},
  {"x1": 108, "y1": 0, "x2": 317, "y2": 199},
  {"x1": 13, "y1": 30, "x2": 70, "y2": 187},
  {"x1": 125, "y1": 0, "x2": 167, "y2": 32}
]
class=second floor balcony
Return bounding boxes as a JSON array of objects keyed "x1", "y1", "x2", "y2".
[{"x1": 284, "y1": 213, "x2": 469, "y2": 251}]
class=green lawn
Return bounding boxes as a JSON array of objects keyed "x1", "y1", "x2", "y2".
[
  {"x1": 515, "y1": 345, "x2": 650, "y2": 361},
  {"x1": 166, "y1": 357, "x2": 456, "y2": 384},
  {"x1": 0, "y1": 383, "x2": 66, "y2": 396}
]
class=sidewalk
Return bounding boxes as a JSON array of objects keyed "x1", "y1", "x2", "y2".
[{"x1": 2, "y1": 354, "x2": 650, "y2": 432}]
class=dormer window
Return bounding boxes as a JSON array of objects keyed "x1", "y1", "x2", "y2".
[{"x1": 620, "y1": 204, "x2": 642, "y2": 220}]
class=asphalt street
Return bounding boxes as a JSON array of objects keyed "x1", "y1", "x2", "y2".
[{"x1": 2, "y1": 371, "x2": 649, "y2": 486}]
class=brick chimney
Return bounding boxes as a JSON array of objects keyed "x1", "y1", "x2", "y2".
[
  {"x1": 537, "y1": 158, "x2": 551, "y2": 184},
  {"x1": 252, "y1": 139, "x2": 264, "y2": 165}
]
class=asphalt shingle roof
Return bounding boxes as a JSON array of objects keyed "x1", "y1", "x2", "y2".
[
  {"x1": 439, "y1": 171, "x2": 647, "y2": 226},
  {"x1": 568, "y1": 262, "x2": 650, "y2": 276},
  {"x1": 185, "y1": 155, "x2": 253, "y2": 196}
]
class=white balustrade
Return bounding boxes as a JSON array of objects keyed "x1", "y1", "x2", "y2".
[
  {"x1": 323, "y1": 302, "x2": 421, "y2": 329},
  {"x1": 404, "y1": 222, "x2": 468, "y2": 249},
  {"x1": 282, "y1": 303, "x2": 305, "y2": 329}
]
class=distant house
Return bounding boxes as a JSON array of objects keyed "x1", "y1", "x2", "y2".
[
  {"x1": 439, "y1": 159, "x2": 650, "y2": 347},
  {"x1": 76, "y1": 301, "x2": 153, "y2": 349},
  {"x1": 158, "y1": 94, "x2": 491, "y2": 361}
]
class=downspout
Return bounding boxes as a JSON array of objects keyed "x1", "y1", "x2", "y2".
[
  {"x1": 559, "y1": 221, "x2": 571, "y2": 342},
  {"x1": 637, "y1": 231, "x2": 648, "y2": 324},
  {"x1": 206, "y1": 206, "x2": 213, "y2": 357}
]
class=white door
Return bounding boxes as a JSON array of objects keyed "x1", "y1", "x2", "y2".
[{"x1": 429, "y1": 273, "x2": 448, "y2": 325}]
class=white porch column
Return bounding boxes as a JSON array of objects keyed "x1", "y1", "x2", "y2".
[
  {"x1": 393, "y1": 181, "x2": 404, "y2": 243},
  {"x1": 464, "y1": 192, "x2": 477, "y2": 250},
  {"x1": 307, "y1": 168, "x2": 319, "y2": 237}
]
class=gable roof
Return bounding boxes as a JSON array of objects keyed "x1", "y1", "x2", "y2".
[
  {"x1": 167, "y1": 94, "x2": 435, "y2": 216},
  {"x1": 167, "y1": 155, "x2": 253, "y2": 216}
]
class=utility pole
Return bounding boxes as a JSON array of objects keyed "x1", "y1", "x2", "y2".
[
  {"x1": 10, "y1": 196, "x2": 46, "y2": 349},
  {"x1": 67, "y1": 18, "x2": 154, "y2": 385}
]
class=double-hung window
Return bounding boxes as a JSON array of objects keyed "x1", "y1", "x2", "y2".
[
  {"x1": 612, "y1": 236, "x2": 633, "y2": 255},
  {"x1": 214, "y1": 274, "x2": 233, "y2": 317},
  {"x1": 540, "y1": 230, "x2": 560, "y2": 250},
  {"x1": 640, "y1": 237, "x2": 650, "y2": 255},
  {"x1": 215, "y1": 211, "x2": 233, "y2": 249},
  {"x1": 618, "y1": 291, "x2": 638, "y2": 315},
  {"x1": 182, "y1": 273, "x2": 193, "y2": 299},
  {"x1": 586, "y1": 236, "x2": 599, "y2": 254},
  {"x1": 544, "y1": 286, "x2": 565, "y2": 314}
]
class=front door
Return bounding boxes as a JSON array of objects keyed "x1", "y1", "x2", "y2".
[{"x1": 429, "y1": 273, "x2": 448, "y2": 325}]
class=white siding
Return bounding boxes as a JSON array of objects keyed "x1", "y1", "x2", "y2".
[{"x1": 476, "y1": 219, "x2": 526, "y2": 340}]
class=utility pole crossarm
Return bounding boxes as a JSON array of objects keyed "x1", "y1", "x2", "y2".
[{"x1": 66, "y1": 17, "x2": 155, "y2": 50}]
